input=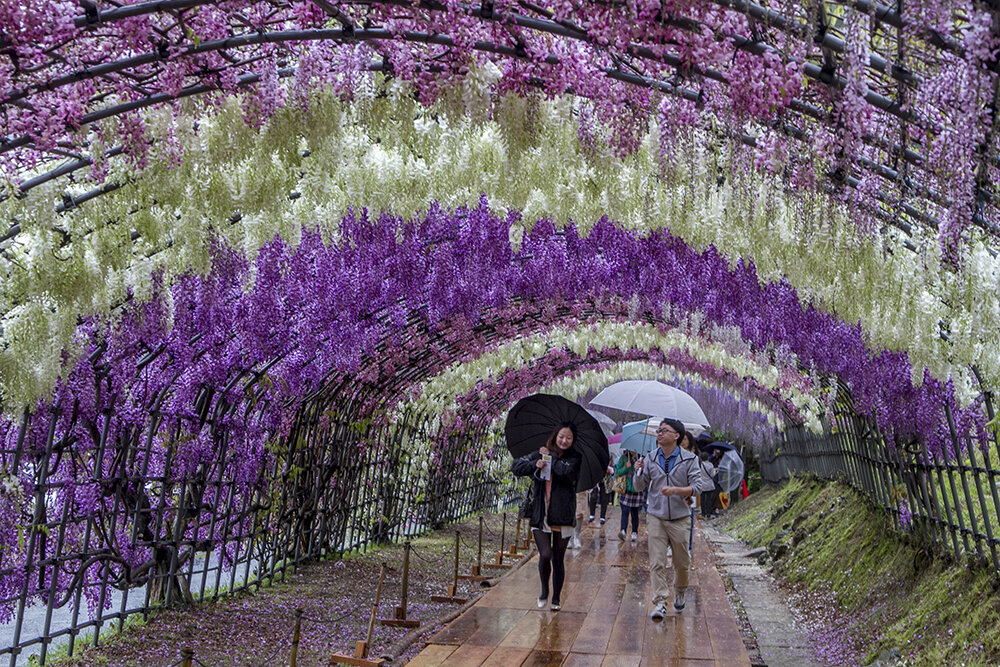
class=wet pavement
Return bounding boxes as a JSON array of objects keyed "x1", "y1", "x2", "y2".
[
  {"x1": 407, "y1": 517, "x2": 751, "y2": 666},
  {"x1": 701, "y1": 523, "x2": 824, "y2": 667}
]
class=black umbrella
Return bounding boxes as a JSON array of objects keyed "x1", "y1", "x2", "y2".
[
  {"x1": 701, "y1": 441, "x2": 737, "y2": 455},
  {"x1": 504, "y1": 393, "x2": 610, "y2": 492}
]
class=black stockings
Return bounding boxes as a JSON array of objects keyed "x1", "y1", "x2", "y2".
[{"x1": 533, "y1": 529, "x2": 570, "y2": 602}]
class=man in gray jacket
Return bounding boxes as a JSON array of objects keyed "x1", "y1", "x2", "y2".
[{"x1": 633, "y1": 417, "x2": 704, "y2": 620}]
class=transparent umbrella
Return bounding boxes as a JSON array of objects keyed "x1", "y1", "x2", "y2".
[{"x1": 715, "y1": 450, "x2": 745, "y2": 494}]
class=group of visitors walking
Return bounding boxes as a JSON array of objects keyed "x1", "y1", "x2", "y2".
[{"x1": 511, "y1": 418, "x2": 722, "y2": 619}]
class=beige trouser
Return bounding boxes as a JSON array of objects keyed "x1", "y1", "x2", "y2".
[{"x1": 647, "y1": 514, "x2": 691, "y2": 607}]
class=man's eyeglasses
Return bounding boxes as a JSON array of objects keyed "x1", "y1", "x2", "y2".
[{"x1": 656, "y1": 427, "x2": 677, "y2": 435}]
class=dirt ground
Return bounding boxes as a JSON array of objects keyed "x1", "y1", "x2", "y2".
[{"x1": 52, "y1": 512, "x2": 523, "y2": 666}]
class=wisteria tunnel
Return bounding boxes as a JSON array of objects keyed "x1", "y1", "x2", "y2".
[{"x1": 0, "y1": 0, "x2": 999, "y2": 663}]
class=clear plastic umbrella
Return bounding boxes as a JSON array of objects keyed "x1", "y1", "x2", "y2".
[{"x1": 715, "y1": 450, "x2": 745, "y2": 494}]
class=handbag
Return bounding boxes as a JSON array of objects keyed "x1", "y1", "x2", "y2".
[
  {"x1": 520, "y1": 484, "x2": 534, "y2": 519},
  {"x1": 612, "y1": 475, "x2": 627, "y2": 495}
]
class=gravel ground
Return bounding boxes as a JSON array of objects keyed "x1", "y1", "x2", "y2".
[{"x1": 51, "y1": 512, "x2": 521, "y2": 667}]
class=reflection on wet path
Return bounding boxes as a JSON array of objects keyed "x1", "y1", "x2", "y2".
[{"x1": 407, "y1": 520, "x2": 751, "y2": 666}]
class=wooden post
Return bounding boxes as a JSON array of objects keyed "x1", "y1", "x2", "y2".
[
  {"x1": 458, "y1": 518, "x2": 491, "y2": 581},
  {"x1": 328, "y1": 566, "x2": 388, "y2": 666},
  {"x1": 180, "y1": 648, "x2": 194, "y2": 667},
  {"x1": 380, "y1": 542, "x2": 419, "y2": 628},
  {"x1": 290, "y1": 609, "x2": 303, "y2": 667},
  {"x1": 430, "y1": 530, "x2": 467, "y2": 603},
  {"x1": 507, "y1": 518, "x2": 521, "y2": 556},
  {"x1": 484, "y1": 513, "x2": 512, "y2": 570}
]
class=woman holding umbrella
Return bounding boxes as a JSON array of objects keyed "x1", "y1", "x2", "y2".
[
  {"x1": 614, "y1": 449, "x2": 646, "y2": 542},
  {"x1": 511, "y1": 423, "x2": 582, "y2": 611}
]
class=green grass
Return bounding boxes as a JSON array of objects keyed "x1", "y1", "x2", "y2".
[{"x1": 721, "y1": 475, "x2": 1000, "y2": 665}]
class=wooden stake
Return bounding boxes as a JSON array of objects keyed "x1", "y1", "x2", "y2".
[
  {"x1": 484, "y1": 512, "x2": 512, "y2": 569},
  {"x1": 328, "y1": 565, "x2": 387, "y2": 666},
  {"x1": 430, "y1": 530, "x2": 467, "y2": 603},
  {"x1": 290, "y1": 609, "x2": 303, "y2": 667},
  {"x1": 458, "y1": 516, "x2": 491, "y2": 581},
  {"x1": 506, "y1": 518, "x2": 521, "y2": 556},
  {"x1": 380, "y1": 542, "x2": 419, "y2": 628}
]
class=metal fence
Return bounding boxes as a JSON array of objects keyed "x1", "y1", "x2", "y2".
[
  {"x1": 0, "y1": 398, "x2": 518, "y2": 666},
  {"x1": 761, "y1": 391, "x2": 1000, "y2": 575}
]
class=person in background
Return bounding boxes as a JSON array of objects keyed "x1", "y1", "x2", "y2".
[
  {"x1": 510, "y1": 423, "x2": 581, "y2": 611},
  {"x1": 614, "y1": 450, "x2": 646, "y2": 542},
  {"x1": 633, "y1": 418, "x2": 703, "y2": 620},
  {"x1": 572, "y1": 488, "x2": 588, "y2": 549},
  {"x1": 678, "y1": 432, "x2": 705, "y2": 549},
  {"x1": 589, "y1": 465, "x2": 614, "y2": 524},
  {"x1": 699, "y1": 451, "x2": 718, "y2": 518}
]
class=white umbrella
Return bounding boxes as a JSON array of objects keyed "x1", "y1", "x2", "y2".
[
  {"x1": 589, "y1": 380, "x2": 710, "y2": 426},
  {"x1": 585, "y1": 408, "x2": 617, "y2": 437}
]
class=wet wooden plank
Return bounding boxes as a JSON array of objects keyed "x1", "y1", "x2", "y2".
[
  {"x1": 499, "y1": 610, "x2": 548, "y2": 649},
  {"x1": 601, "y1": 655, "x2": 642, "y2": 667},
  {"x1": 479, "y1": 646, "x2": 533, "y2": 666},
  {"x1": 406, "y1": 643, "x2": 457, "y2": 666},
  {"x1": 570, "y1": 610, "x2": 613, "y2": 654},
  {"x1": 535, "y1": 610, "x2": 587, "y2": 652},
  {"x1": 640, "y1": 615, "x2": 676, "y2": 659},
  {"x1": 411, "y1": 519, "x2": 751, "y2": 667},
  {"x1": 606, "y1": 611, "x2": 645, "y2": 655},
  {"x1": 430, "y1": 607, "x2": 527, "y2": 646},
  {"x1": 705, "y1": 609, "x2": 751, "y2": 664},
  {"x1": 672, "y1": 616, "x2": 714, "y2": 660},
  {"x1": 439, "y1": 644, "x2": 496, "y2": 666},
  {"x1": 562, "y1": 653, "x2": 606, "y2": 667},
  {"x1": 520, "y1": 649, "x2": 569, "y2": 666}
]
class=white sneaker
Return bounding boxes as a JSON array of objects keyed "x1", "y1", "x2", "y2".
[
  {"x1": 588, "y1": 514, "x2": 595, "y2": 522},
  {"x1": 617, "y1": 530, "x2": 626, "y2": 541},
  {"x1": 599, "y1": 517, "x2": 606, "y2": 524},
  {"x1": 673, "y1": 590, "x2": 686, "y2": 611},
  {"x1": 630, "y1": 532, "x2": 638, "y2": 542},
  {"x1": 650, "y1": 604, "x2": 668, "y2": 621}
]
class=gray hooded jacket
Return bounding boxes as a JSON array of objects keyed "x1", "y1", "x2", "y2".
[{"x1": 633, "y1": 446, "x2": 703, "y2": 522}]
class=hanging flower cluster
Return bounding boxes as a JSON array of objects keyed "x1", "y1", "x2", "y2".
[
  {"x1": 410, "y1": 319, "x2": 828, "y2": 431},
  {"x1": 4, "y1": 90, "x2": 1000, "y2": 411},
  {"x1": 1, "y1": 0, "x2": 997, "y2": 266},
  {"x1": 0, "y1": 198, "x2": 988, "y2": 621}
]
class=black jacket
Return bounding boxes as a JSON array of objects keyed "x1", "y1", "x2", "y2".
[{"x1": 511, "y1": 449, "x2": 581, "y2": 529}]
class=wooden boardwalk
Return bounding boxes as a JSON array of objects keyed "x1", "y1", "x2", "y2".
[{"x1": 407, "y1": 518, "x2": 751, "y2": 666}]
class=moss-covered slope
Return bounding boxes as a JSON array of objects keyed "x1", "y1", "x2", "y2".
[{"x1": 721, "y1": 476, "x2": 1000, "y2": 666}]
